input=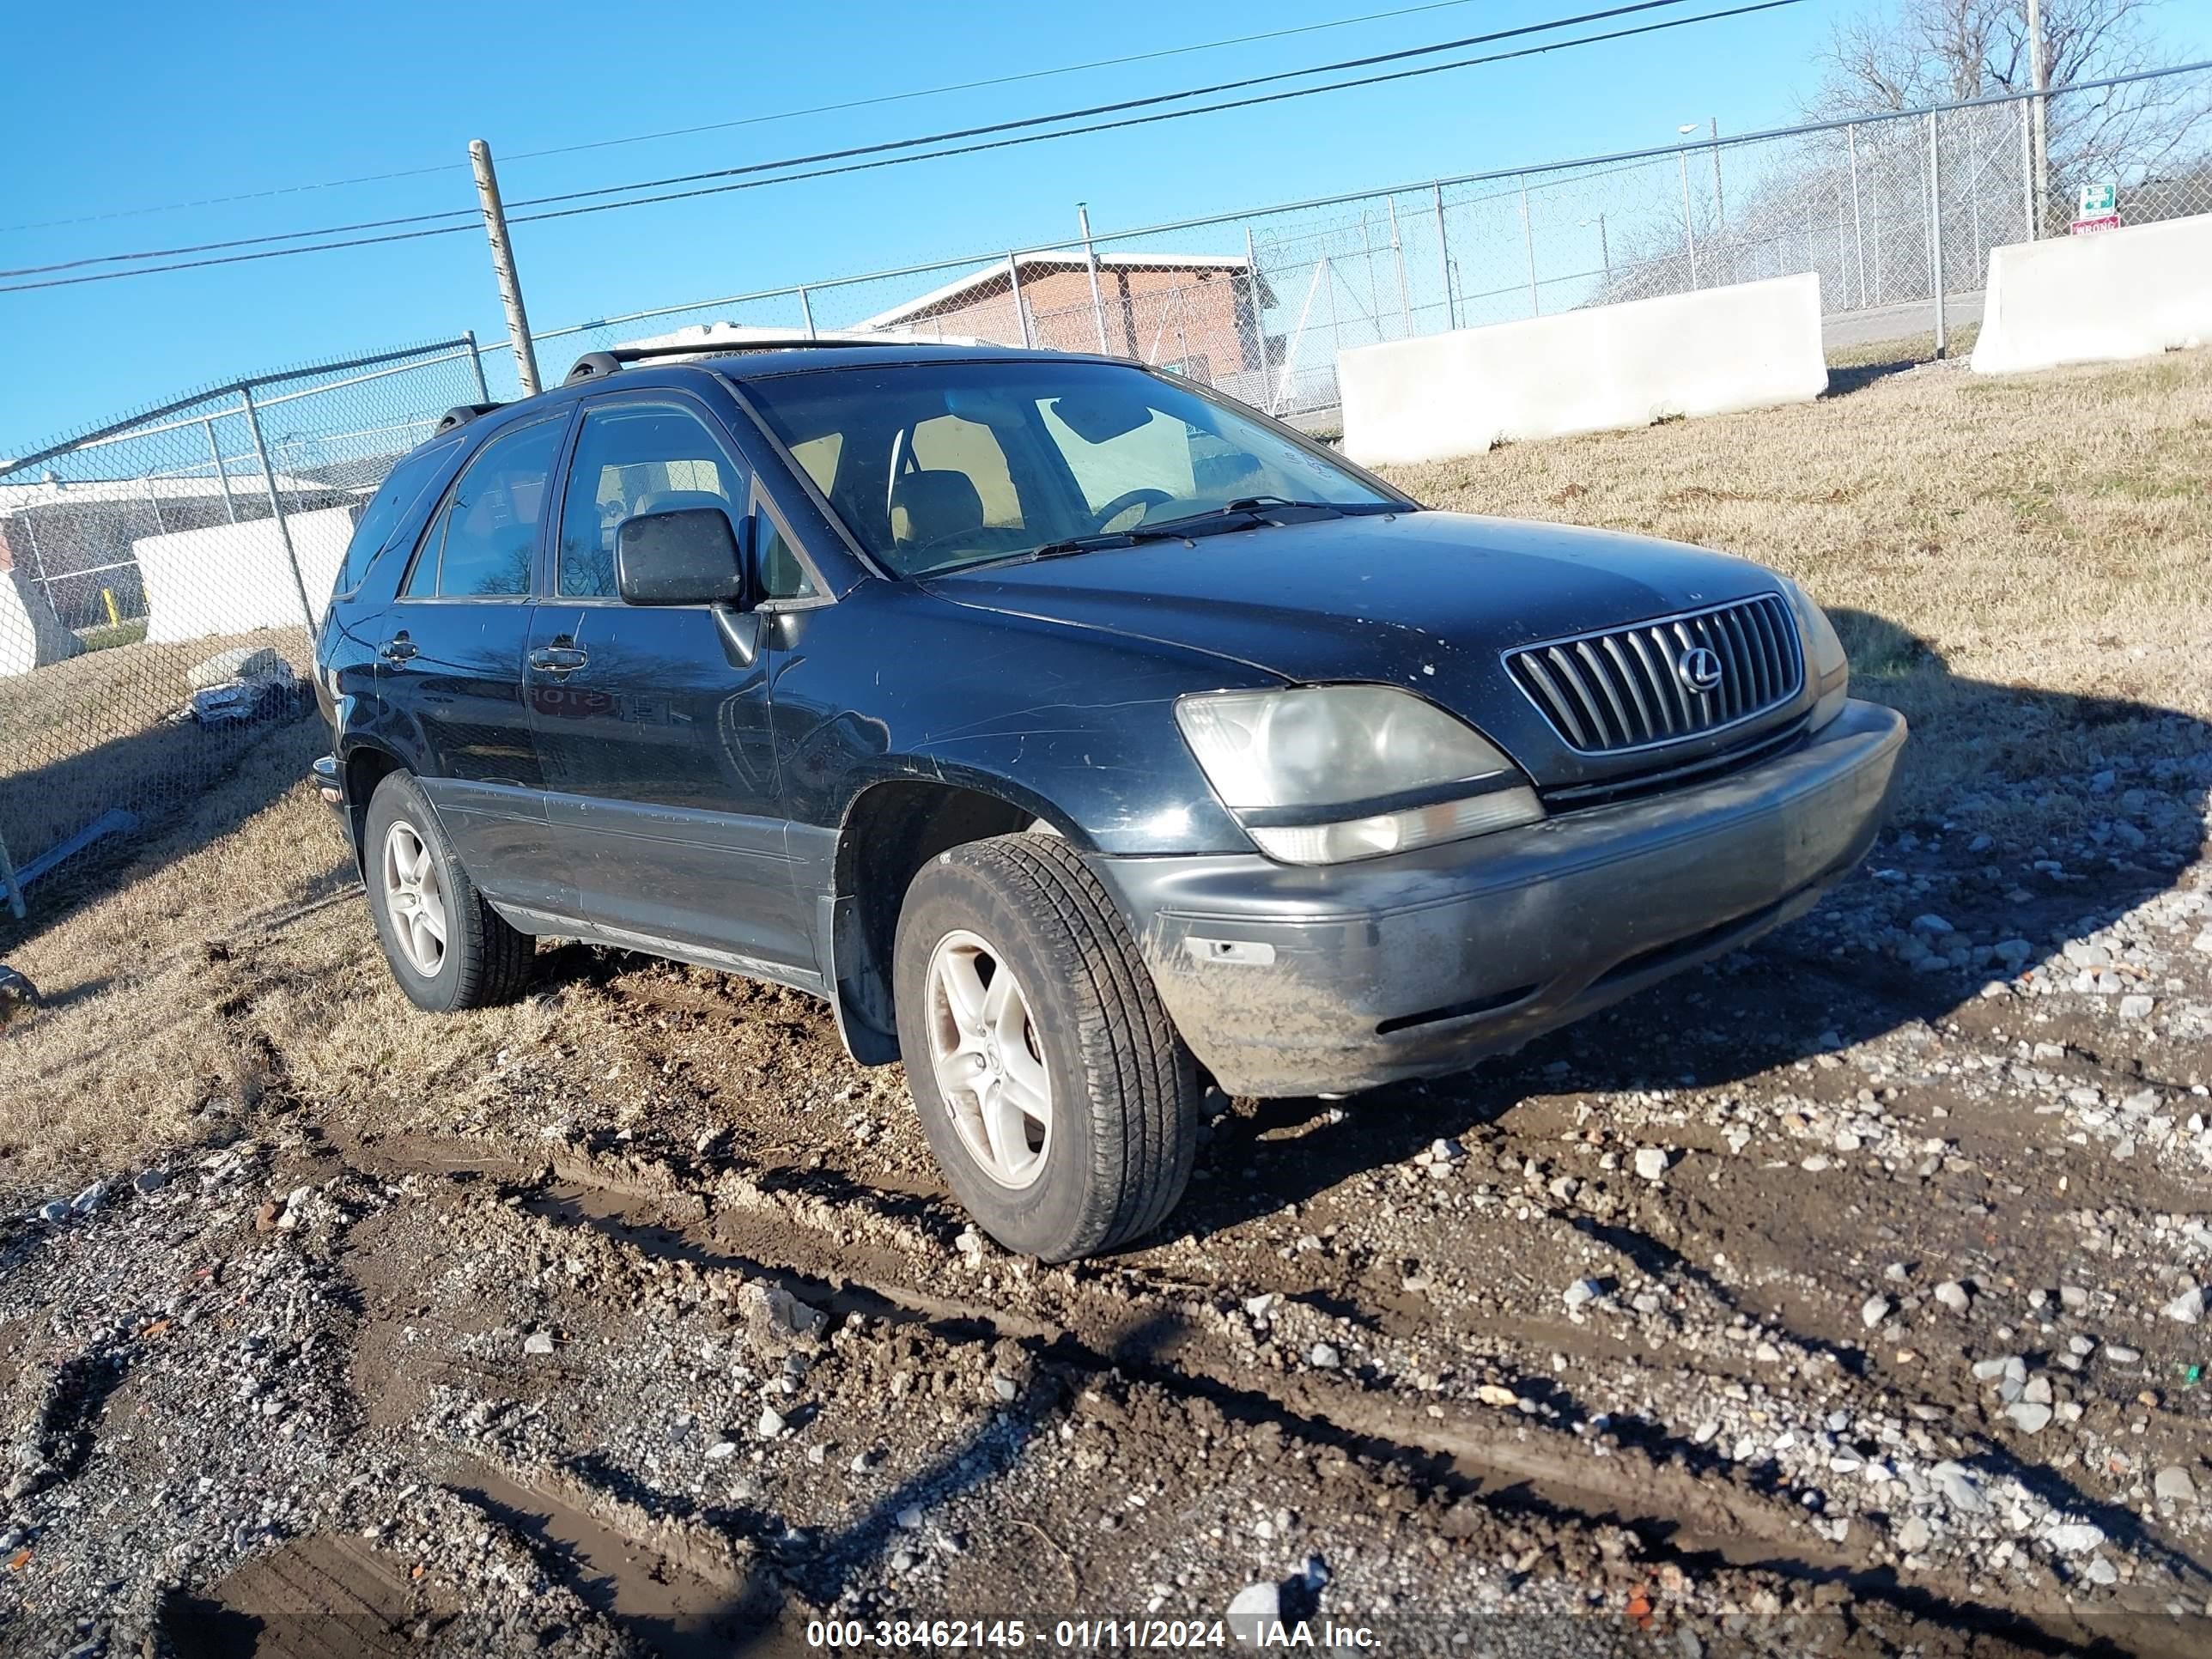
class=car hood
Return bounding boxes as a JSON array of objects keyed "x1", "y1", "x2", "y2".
[{"x1": 920, "y1": 510, "x2": 1798, "y2": 790}]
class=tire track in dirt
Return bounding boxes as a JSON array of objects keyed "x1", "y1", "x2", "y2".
[{"x1": 319, "y1": 1121, "x2": 2190, "y2": 1657}]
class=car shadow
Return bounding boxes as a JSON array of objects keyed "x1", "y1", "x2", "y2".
[{"x1": 1175, "y1": 608, "x2": 2209, "y2": 1238}]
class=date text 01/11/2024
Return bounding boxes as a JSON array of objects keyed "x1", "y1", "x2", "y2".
[{"x1": 803, "y1": 1618, "x2": 1382, "y2": 1648}]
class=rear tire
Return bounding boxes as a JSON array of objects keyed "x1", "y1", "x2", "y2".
[
  {"x1": 894, "y1": 834, "x2": 1200, "y2": 1261},
  {"x1": 363, "y1": 772, "x2": 533, "y2": 1012}
]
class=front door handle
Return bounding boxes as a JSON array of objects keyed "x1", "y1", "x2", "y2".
[
  {"x1": 529, "y1": 645, "x2": 589, "y2": 673},
  {"x1": 378, "y1": 635, "x2": 416, "y2": 662}
]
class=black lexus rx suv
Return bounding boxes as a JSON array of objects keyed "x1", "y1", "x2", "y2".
[{"x1": 314, "y1": 340, "x2": 1904, "y2": 1261}]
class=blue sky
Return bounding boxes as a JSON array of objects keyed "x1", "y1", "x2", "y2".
[{"x1": 3, "y1": 0, "x2": 2204, "y2": 451}]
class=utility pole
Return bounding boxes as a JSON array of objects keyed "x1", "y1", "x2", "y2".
[
  {"x1": 470, "y1": 139, "x2": 541, "y2": 396},
  {"x1": 2026, "y1": 0, "x2": 2051, "y2": 236}
]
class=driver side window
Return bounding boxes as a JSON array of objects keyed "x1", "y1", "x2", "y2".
[{"x1": 557, "y1": 402, "x2": 743, "y2": 599}]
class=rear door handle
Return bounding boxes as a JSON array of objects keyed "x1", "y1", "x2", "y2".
[
  {"x1": 378, "y1": 635, "x2": 416, "y2": 662},
  {"x1": 529, "y1": 645, "x2": 588, "y2": 673}
]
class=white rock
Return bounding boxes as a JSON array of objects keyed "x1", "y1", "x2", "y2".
[
  {"x1": 1934, "y1": 1280, "x2": 1971, "y2": 1314},
  {"x1": 1930, "y1": 1461, "x2": 1988, "y2": 1514},
  {"x1": 2006, "y1": 1402, "x2": 2053, "y2": 1434},
  {"x1": 704, "y1": 1440, "x2": 738, "y2": 1461},
  {"x1": 523, "y1": 1332, "x2": 555, "y2": 1356},
  {"x1": 1633, "y1": 1147, "x2": 1670, "y2": 1182},
  {"x1": 1308, "y1": 1342, "x2": 1341, "y2": 1369},
  {"x1": 1226, "y1": 1583, "x2": 1280, "y2": 1645},
  {"x1": 1861, "y1": 1296, "x2": 1892, "y2": 1329},
  {"x1": 2118, "y1": 994, "x2": 2154, "y2": 1019},
  {"x1": 2154, "y1": 1466, "x2": 2198, "y2": 1504},
  {"x1": 2164, "y1": 1285, "x2": 2204, "y2": 1324},
  {"x1": 757, "y1": 1407, "x2": 787, "y2": 1439},
  {"x1": 2047, "y1": 1522, "x2": 2105, "y2": 1555},
  {"x1": 1563, "y1": 1279, "x2": 1601, "y2": 1311}
]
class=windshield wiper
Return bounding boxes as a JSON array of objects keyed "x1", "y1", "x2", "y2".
[{"x1": 1026, "y1": 498, "x2": 1358, "y2": 562}]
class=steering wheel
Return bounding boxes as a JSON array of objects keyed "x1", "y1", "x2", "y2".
[{"x1": 1090, "y1": 488, "x2": 1175, "y2": 533}]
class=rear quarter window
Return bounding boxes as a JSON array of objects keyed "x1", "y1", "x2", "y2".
[{"x1": 333, "y1": 443, "x2": 454, "y2": 600}]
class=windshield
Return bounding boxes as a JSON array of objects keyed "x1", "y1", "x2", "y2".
[{"x1": 740, "y1": 359, "x2": 1399, "y2": 576}]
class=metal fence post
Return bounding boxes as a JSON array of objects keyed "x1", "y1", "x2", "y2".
[
  {"x1": 1385, "y1": 197, "x2": 1412, "y2": 335},
  {"x1": 1847, "y1": 124, "x2": 1868, "y2": 311},
  {"x1": 2019, "y1": 95, "x2": 2036, "y2": 239},
  {"x1": 202, "y1": 417, "x2": 239, "y2": 526},
  {"x1": 462, "y1": 329, "x2": 492, "y2": 403},
  {"x1": 0, "y1": 830, "x2": 24, "y2": 921},
  {"x1": 19, "y1": 514, "x2": 52, "y2": 608},
  {"x1": 1005, "y1": 254, "x2": 1034, "y2": 348},
  {"x1": 1077, "y1": 203, "x2": 1111, "y2": 354},
  {"x1": 1431, "y1": 184, "x2": 1455, "y2": 331},
  {"x1": 240, "y1": 386, "x2": 317, "y2": 630},
  {"x1": 1928, "y1": 111, "x2": 1947, "y2": 359},
  {"x1": 1242, "y1": 228, "x2": 1262, "y2": 371},
  {"x1": 1677, "y1": 149, "x2": 1699, "y2": 287},
  {"x1": 1519, "y1": 178, "x2": 1540, "y2": 316},
  {"x1": 797, "y1": 286, "x2": 817, "y2": 339},
  {"x1": 143, "y1": 478, "x2": 167, "y2": 536}
]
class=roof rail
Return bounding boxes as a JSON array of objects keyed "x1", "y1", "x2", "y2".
[
  {"x1": 434, "y1": 403, "x2": 503, "y2": 434},
  {"x1": 561, "y1": 337, "x2": 917, "y2": 386}
]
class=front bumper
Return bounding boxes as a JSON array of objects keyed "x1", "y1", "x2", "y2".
[{"x1": 1092, "y1": 699, "x2": 1906, "y2": 1097}]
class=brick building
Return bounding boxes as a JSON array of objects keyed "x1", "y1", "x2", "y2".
[{"x1": 860, "y1": 252, "x2": 1274, "y2": 394}]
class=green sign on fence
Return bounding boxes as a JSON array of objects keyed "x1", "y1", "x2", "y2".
[{"x1": 2078, "y1": 181, "x2": 2118, "y2": 216}]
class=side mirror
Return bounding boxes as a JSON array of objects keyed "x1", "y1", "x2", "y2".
[{"x1": 617, "y1": 507, "x2": 747, "y2": 606}]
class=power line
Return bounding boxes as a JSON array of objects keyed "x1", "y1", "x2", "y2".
[
  {"x1": 507, "y1": 0, "x2": 1716, "y2": 212},
  {"x1": 2, "y1": 0, "x2": 1710, "y2": 281},
  {"x1": 0, "y1": 0, "x2": 1799, "y2": 296},
  {"x1": 0, "y1": 0, "x2": 1498, "y2": 237}
]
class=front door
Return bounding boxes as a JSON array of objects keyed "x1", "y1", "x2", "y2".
[
  {"x1": 384, "y1": 411, "x2": 571, "y2": 916},
  {"x1": 526, "y1": 393, "x2": 811, "y2": 976}
]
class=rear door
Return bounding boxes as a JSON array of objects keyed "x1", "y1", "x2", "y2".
[
  {"x1": 526, "y1": 391, "x2": 813, "y2": 975},
  {"x1": 382, "y1": 412, "x2": 571, "y2": 915}
]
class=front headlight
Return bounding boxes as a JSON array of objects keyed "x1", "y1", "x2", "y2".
[
  {"x1": 1776, "y1": 576, "x2": 1849, "y2": 731},
  {"x1": 1174, "y1": 685, "x2": 1542, "y2": 864}
]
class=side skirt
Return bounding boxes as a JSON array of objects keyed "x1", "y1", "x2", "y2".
[{"x1": 489, "y1": 903, "x2": 831, "y2": 1000}]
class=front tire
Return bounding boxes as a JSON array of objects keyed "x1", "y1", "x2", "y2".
[
  {"x1": 363, "y1": 772, "x2": 533, "y2": 1012},
  {"x1": 894, "y1": 835, "x2": 1200, "y2": 1261}
]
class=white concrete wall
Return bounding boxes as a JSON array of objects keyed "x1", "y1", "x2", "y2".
[
  {"x1": 136, "y1": 507, "x2": 356, "y2": 645},
  {"x1": 0, "y1": 566, "x2": 82, "y2": 678},
  {"x1": 1972, "y1": 212, "x2": 2212, "y2": 376},
  {"x1": 1340, "y1": 273, "x2": 1828, "y2": 468}
]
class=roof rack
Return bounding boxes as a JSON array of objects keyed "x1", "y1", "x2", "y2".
[
  {"x1": 562, "y1": 337, "x2": 896, "y2": 386},
  {"x1": 434, "y1": 402, "x2": 504, "y2": 434}
]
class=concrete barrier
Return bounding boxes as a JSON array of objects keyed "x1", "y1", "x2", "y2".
[
  {"x1": 1972, "y1": 213, "x2": 2212, "y2": 376},
  {"x1": 0, "y1": 567, "x2": 81, "y2": 678},
  {"x1": 1340, "y1": 273, "x2": 1827, "y2": 468},
  {"x1": 136, "y1": 507, "x2": 356, "y2": 645}
]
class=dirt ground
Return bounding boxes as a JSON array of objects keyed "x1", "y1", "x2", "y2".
[{"x1": 2, "y1": 347, "x2": 2210, "y2": 1657}]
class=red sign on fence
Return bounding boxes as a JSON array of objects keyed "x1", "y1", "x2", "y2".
[{"x1": 2069, "y1": 213, "x2": 2122, "y2": 235}]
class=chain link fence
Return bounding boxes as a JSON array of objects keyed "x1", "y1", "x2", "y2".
[
  {"x1": 3, "y1": 66, "x2": 2207, "y2": 918},
  {"x1": 482, "y1": 67, "x2": 2209, "y2": 423},
  {"x1": 0, "y1": 338, "x2": 490, "y2": 918}
]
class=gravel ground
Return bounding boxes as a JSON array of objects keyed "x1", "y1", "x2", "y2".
[{"x1": 2, "y1": 741, "x2": 2209, "y2": 1656}]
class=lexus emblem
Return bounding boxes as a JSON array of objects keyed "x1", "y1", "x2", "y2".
[{"x1": 1677, "y1": 646, "x2": 1724, "y2": 695}]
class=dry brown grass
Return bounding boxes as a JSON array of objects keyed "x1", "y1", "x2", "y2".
[
  {"x1": 0, "y1": 622, "x2": 316, "y2": 857},
  {"x1": 1391, "y1": 346, "x2": 2212, "y2": 826},
  {"x1": 3, "y1": 347, "x2": 2209, "y2": 1196}
]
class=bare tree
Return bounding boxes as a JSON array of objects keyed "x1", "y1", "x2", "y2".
[{"x1": 1807, "y1": 0, "x2": 2211, "y2": 188}]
